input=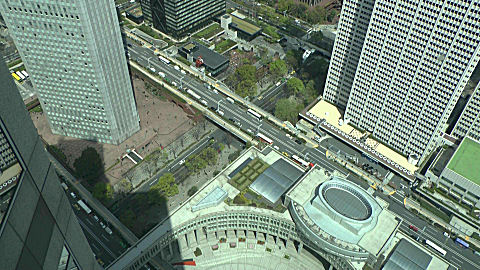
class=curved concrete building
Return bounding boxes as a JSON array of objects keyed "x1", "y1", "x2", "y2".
[{"x1": 108, "y1": 147, "x2": 400, "y2": 270}]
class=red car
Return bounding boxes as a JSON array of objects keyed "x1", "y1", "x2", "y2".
[{"x1": 409, "y1": 225, "x2": 419, "y2": 232}]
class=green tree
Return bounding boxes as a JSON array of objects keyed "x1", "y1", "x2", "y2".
[
  {"x1": 269, "y1": 59, "x2": 287, "y2": 78},
  {"x1": 308, "y1": 31, "x2": 324, "y2": 47},
  {"x1": 151, "y1": 173, "x2": 178, "y2": 197},
  {"x1": 92, "y1": 182, "x2": 114, "y2": 202},
  {"x1": 275, "y1": 98, "x2": 304, "y2": 124},
  {"x1": 285, "y1": 50, "x2": 301, "y2": 70},
  {"x1": 187, "y1": 186, "x2": 198, "y2": 197},
  {"x1": 74, "y1": 147, "x2": 103, "y2": 185},
  {"x1": 263, "y1": 25, "x2": 280, "y2": 39},
  {"x1": 235, "y1": 64, "x2": 256, "y2": 81},
  {"x1": 304, "y1": 80, "x2": 317, "y2": 105},
  {"x1": 286, "y1": 77, "x2": 305, "y2": 96},
  {"x1": 147, "y1": 189, "x2": 166, "y2": 205},
  {"x1": 118, "y1": 179, "x2": 133, "y2": 195},
  {"x1": 235, "y1": 79, "x2": 257, "y2": 98},
  {"x1": 327, "y1": 10, "x2": 337, "y2": 22}
]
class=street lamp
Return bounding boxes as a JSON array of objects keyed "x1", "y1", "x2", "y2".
[{"x1": 217, "y1": 99, "x2": 223, "y2": 112}]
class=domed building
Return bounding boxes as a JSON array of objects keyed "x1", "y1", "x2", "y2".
[{"x1": 286, "y1": 169, "x2": 400, "y2": 267}]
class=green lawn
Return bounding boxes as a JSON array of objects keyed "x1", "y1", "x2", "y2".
[
  {"x1": 215, "y1": 39, "x2": 237, "y2": 54},
  {"x1": 193, "y1": 23, "x2": 223, "y2": 40},
  {"x1": 447, "y1": 137, "x2": 480, "y2": 185}
]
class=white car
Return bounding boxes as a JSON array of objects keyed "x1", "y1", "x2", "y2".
[
  {"x1": 180, "y1": 70, "x2": 186, "y2": 75},
  {"x1": 213, "y1": 89, "x2": 218, "y2": 94},
  {"x1": 443, "y1": 232, "x2": 450, "y2": 238},
  {"x1": 200, "y1": 100, "x2": 208, "y2": 106},
  {"x1": 100, "y1": 222, "x2": 106, "y2": 229},
  {"x1": 93, "y1": 215, "x2": 99, "y2": 222},
  {"x1": 149, "y1": 67, "x2": 156, "y2": 72},
  {"x1": 273, "y1": 145, "x2": 280, "y2": 151},
  {"x1": 247, "y1": 129, "x2": 253, "y2": 134},
  {"x1": 172, "y1": 82, "x2": 178, "y2": 87},
  {"x1": 70, "y1": 192, "x2": 76, "y2": 199},
  {"x1": 286, "y1": 134, "x2": 292, "y2": 139},
  {"x1": 216, "y1": 110, "x2": 224, "y2": 116},
  {"x1": 174, "y1": 65, "x2": 180, "y2": 71},
  {"x1": 179, "y1": 159, "x2": 185, "y2": 165}
]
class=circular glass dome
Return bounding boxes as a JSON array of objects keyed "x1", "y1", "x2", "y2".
[{"x1": 321, "y1": 183, "x2": 372, "y2": 221}]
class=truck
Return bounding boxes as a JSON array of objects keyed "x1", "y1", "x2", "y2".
[{"x1": 77, "y1": 200, "x2": 92, "y2": 214}]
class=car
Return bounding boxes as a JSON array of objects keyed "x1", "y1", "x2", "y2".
[
  {"x1": 247, "y1": 129, "x2": 253, "y2": 134},
  {"x1": 149, "y1": 67, "x2": 156, "y2": 73},
  {"x1": 286, "y1": 134, "x2": 292, "y2": 139},
  {"x1": 180, "y1": 70, "x2": 186, "y2": 75},
  {"x1": 100, "y1": 222, "x2": 106, "y2": 229},
  {"x1": 295, "y1": 139, "x2": 302, "y2": 145},
  {"x1": 174, "y1": 65, "x2": 180, "y2": 71},
  {"x1": 73, "y1": 204, "x2": 80, "y2": 211},
  {"x1": 179, "y1": 159, "x2": 185, "y2": 165},
  {"x1": 213, "y1": 89, "x2": 218, "y2": 94},
  {"x1": 282, "y1": 152, "x2": 289, "y2": 158},
  {"x1": 216, "y1": 110, "x2": 224, "y2": 116},
  {"x1": 235, "y1": 122, "x2": 242, "y2": 128},
  {"x1": 273, "y1": 145, "x2": 280, "y2": 151},
  {"x1": 409, "y1": 225, "x2": 419, "y2": 232},
  {"x1": 210, "y1": 106, "x2": 216, "y2": 111},
  {"x1": 105, "y1": 227, "x2": 113, "y2": 235},
  {"x1": 70, "y1": 192, "x2": 77, "y2": 199},
  {"x1": 443, "y1": 232, "x2": 450, "y2": 238},
  {"x1": 93, "y1": 215, "x2": 99, "y2": 222}
]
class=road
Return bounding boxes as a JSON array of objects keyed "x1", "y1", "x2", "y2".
[
  {"x1": 254, "y1": 80, "x2": 288, "y2": 112},
  {"x1": 125, "y1": 36, "x2": 480, "y2": 269}
]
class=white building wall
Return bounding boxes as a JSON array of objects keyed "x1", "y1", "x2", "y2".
[
  {"x1": 0, "y1": 0, "x2": 140, "y2": 144},
  {"x1": 452, "y1": 82, "x2": 480, "y2": 141},
  {"x1": 343, "y1": 0, "x2": 480, "y2": 163},
  {"x1": 323, "y1": 0, "x2": 374, "y2": 110}
]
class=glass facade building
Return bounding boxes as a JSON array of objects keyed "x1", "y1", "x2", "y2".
[
  {"x1": 0, "y1": 0, "x2": 140, "y2": 145},
  {"x1": 140, "y1": 0, "x2": 225, "y2": 38},
  {"x1": 0, "y1": 57, "x2": 99, "y2": 269}
]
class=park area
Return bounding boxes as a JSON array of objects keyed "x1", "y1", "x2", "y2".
[
  {"x1": 193, "y1": 23, "x2": 224, "y2": 40},
  {"x1": 30, "y1": 75, "x2": 197, "y2": 200}
]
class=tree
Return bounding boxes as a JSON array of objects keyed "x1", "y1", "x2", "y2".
[
  {"x1": 327, "y1": 10, "x2": 337, "y2": 22},
  {"x1": 118, "y1": 179, "x2": 133, "y2": 195},
  {"x1": 269, "y1": 59, "x2": 287, "y2": 78},
  {"x1": 286, "y1": 77, "x2": 305, "y2": 96},
  {"x1": 74, "y1": 147, "x2": 103, "y2": 185},
  {"x1": 275, "y1": 98, "x2": 304, "y2": 124},
  {"x1": 304, "y1": 80, "x2": 317, "y2": 105},
  {"x1": 92, "y1": 182, "x2": 114, "y2": 202},
  {"x1": 235, "y1": 79, "x2": 256, "y2": 98},
  {"x1": 308, "y1": 31, "x2": 324, "y2": 47},
  {"x1": 120, "y1": 209, "x2": 136, "y2": 228},
  {"x1": 188, "y1": 186, "x2": 198, "y2": 197},
  {"x1": 151, "y1": 173, "x2": 178, "y2": 197},
  {"x1": 235, "y1": 64, "x2": 256, "y2": 82},
  {"x1": 285, "y1": 50, "x2": 301, "y2": 70}
]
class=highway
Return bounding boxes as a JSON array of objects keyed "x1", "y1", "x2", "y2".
[{"x1": 125, "y1": 36, "x2": 480, "y2": 269}]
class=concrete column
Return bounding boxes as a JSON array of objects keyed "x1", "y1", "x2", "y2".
[
  {"x1": 298, "y1": 242, "x2": 303, "y2": 254},
  {"x1": 168, "y1": 242, "x2": 173, "y2": 256}
]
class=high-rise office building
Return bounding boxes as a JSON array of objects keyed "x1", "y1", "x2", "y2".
[
  {"x1": 324, "y1": 0, "x2": 480, "y2": 163},
  {"x1": 323, "y1": 0, "x2": 374, "y2": 110},
  {"x1": 453, "y1": 83, "x2": 480, "y2": 141},
  {"x1": 0, "y1": 1, "x2": 140, "y2": 145},
  {"x1": 0, "y1": 57, "x2": 99, "y2": 269},
  {"x1": 140, "y1": 0, "x2": 225, "y2": 38}
]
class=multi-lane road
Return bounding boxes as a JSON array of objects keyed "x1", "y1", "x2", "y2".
[{"x1": 125, "y1": 36, "x2": 480, "y2": 269}]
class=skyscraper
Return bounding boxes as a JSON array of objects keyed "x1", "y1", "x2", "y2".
[
  {"x1": 453, "y1": 82, "x2": 480, "y2": 141},
  {"x1": 0, "y1": 1, "x2": 140, "y2": 145},
  {"x1": 323, "y1": 0, "x2": 374, "y2": 110},
  {"x1": 0, "y1": 57, "x2": 99, "y2": 269},
  {"x1": 140, "y1": 0, "x2": 225, "y2": 38},
  {"x1": 324, "y1": 0, "x2": 480, "y2": 163}
]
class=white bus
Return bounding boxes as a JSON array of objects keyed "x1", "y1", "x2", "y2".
[
  {"x1": 21, "y1": 70, "x2": 29, "y2": 78},
  {"x1": 16, "y1": 71, "x2": 25, "y2": 81},
  {"x1": 187, "y1": 89, "x2": 201, "y2": 100},
  {"x1": 256, "y1": 133, "x2": 273, "y2": 144},
  {"x1": 77, "y1": 200, "x2": 92, "y2": 215},
  {"x1": 292, "y1": 155, "x2": 314, "y2": 168},
  {"x1": 158, "y1": 55, "x2": 171, "y2": 65},
  {"x1": 425, "y1": 239, "x2": 446, "y2": 256},
  {"x1": 247, "y1": 109, "x2": 262, "y2": 121}
]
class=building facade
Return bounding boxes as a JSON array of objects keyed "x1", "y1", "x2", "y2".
[
  {"x1": 323, "y1": 0, "x2": 374, "y2": 110},
  {"x1": 140, "y1": 0, "x2": 225, "y2": 38},
  {"x1": 0, "y1": 58, "x2": 99, "y2": 270},
  {"x1": 324, "y1": 0, "x2": 480, "y2": 163},
  {"x1": 0, "y1": 0, "x2": 140, "y2": 145},
  {"x1": 452, "y1": 82, "x2": 480, "y2": 141}
]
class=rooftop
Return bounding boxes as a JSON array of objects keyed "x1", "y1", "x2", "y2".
[
  {"x1": 229, "y1": 15, "x2": 262, "y2": 36},
  {"x1": 430, "y1": 147, "x2": 455, "y2": 177},
  {"x1": 383, "y1": 239, "x2": 432, "y2": 270},
  {"x1": 181, "y1": 42, "x2": 229, "y2": 70},
  {"x1": 446, "y1": 137, "x2": 480, "y2": 185},
  {"x1": 305, "y1": 100, "x2": 418, "y2": 180},
  {"x1": 322, "y1": 182, "x2": 372, "y2": 221}
]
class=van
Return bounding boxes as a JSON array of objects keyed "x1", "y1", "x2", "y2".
[{"x1": 226, "y1": 97, "x2": 234, "y2": 104}]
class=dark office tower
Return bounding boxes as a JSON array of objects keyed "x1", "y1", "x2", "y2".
[
  {"x1": 140, "y1": 0, "x2": 226, "y2": 38},
  {"x1": 0, "y1": 58, "x2": 99, "y2": 269}
]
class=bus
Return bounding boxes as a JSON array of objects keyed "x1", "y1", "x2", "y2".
[
  {"x1": 256, "y1": 133, "x2": 273, "y2": 144},
  {"x1": 425, "y1": 239, "x2": 446, "y2": 256},
  {"x1": 292, "y1": 155, "x2": 314, "y2": 168},
  {"x1": 455, "y1": 237, "x2": 469, "y2": 248},
  {"x1": 21, "y1": 70, "x2": 29, "y2": 78},
  {"x1": 247, "y1": 109, "x2": 262, "y2": 121},
  {"x1": 15, "y1": 71, "x2": 25, "y2": 81},
  {"x1": 186, "y1": 89, "x2": 201, "y2": 100},
  {"x1": 11, "y1": 72, "x2": 21, "y2": 81},
  {"x1": 77, "y1": 200, "x2": 92, "y2": 215},
  {"x1": 158, "y1": 55, "x2": 170, "y2": 65}
]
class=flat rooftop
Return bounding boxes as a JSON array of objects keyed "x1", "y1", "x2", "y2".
[
  {"x1": 447, "y1": 137, "x2": 480, "y2": 185},
  {"x1": 181, "y1": 42, "x2": 229, "y2": 70},
  {"x1": 305, "y1": 100, "x2": 418, "y2": 180},
  {"x1": 230, "y1": 15, "x2": 261, "y2": 36}
]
